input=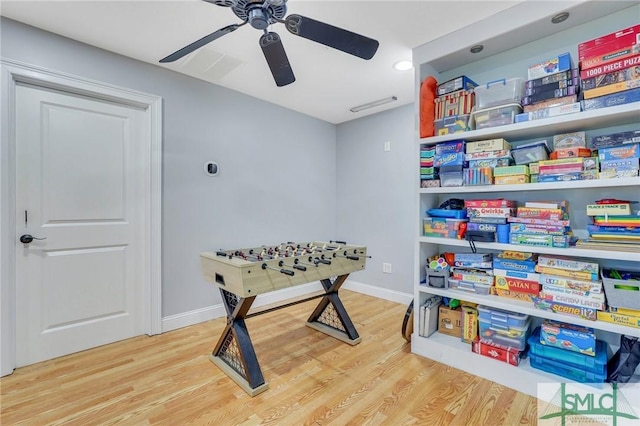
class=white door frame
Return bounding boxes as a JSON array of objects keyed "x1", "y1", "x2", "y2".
[{"x1": 1, "y1": 58, "x2": 163, "y2": 376}]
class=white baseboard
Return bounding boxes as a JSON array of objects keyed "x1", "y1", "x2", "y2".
[
  {"x1": 161, "y1": 281, "x2": 413, "y2": 333},
  {"x1": 161, "y1": 282, "x2": 322, "y2": 333},
  {"x1": 343, "y1": 280, "x2": 413, "y2": 305}
]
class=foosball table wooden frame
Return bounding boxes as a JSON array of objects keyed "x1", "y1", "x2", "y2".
[{"x1": 200, "y1": 241, "x2": 368, "y2": 396}]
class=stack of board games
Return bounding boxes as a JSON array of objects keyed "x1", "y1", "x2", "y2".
[
  {"x1": 462, "y1": 138, "x2": 512, "y2": 185},
  {"x1": 434, "y1": 140, "x2": 466, "y2": 187},
  {"x1": 433, "y1": 76, "x2": 477, "y2": 136},
  {"x1": 463, "y1": 140, "x2": 513, "y2": 186},
  {"x1": 464, "y1": 199, "x2": 516, "y2": 242},
  {"x1": 528, "y1": 322, "x2": 607, "y2": 383},
  {"x1": 420, "y1": 145, "x2": 438, "y2": 187},
  {"x1": 449, "y1": 252, "x2": 493, "y2": 294},
  {"x1": 532, "y1": 255, "x2": 605, "y2": 321},
  {"x1": 493, "y1": 164, "x2": 530, "y2": 185},
  {"x1": 596, "y1": 141, "x2": 640, "y2": 179},
  {"x1": 537, "y1": 132, "x2": 599, "y2": 182},
  {"x1": 582, "y1": 199, "x2": 640, "y2": 251},
  {"x1": 491, "y1": 250, "x2": 540, "y2": 303},
  {"x1": 579, "y1": 24, "x2": 640, "y2": 111},
  {"x1": 508, "y1": 201, "x2": 574, "y2": 248},
  {"x1": 517, "y1": 52, "x2": 581, "y2": 122}
]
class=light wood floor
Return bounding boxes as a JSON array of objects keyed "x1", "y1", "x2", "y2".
[{"x1": 1, "y1": 291, "x2": 538, "y2": 425}]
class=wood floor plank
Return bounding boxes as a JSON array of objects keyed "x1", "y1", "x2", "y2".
[{"x1": 1, "y1": 291, "x2": 539, "y2": 425}]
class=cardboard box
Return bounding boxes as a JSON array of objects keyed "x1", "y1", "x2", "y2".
[
  {"x1": 465, "y1": 138, "x2": 511, "y2": 153},
  {"x1": 495, "y1": 275, "x2": 541, "y2": 295},
  {"x1": 493, "y1": 165, "x2": 530, "y2": 176},
  {"x1": 516, "y1": 207, "x2": 565, "y2": 221},
  {"x1": 596, "y1": 311, "x2": 640, "y2": 329},
  {"x1": 462, "y1": 306, "x2": 479, "y2": 343},
  {"x1": 538, "y1": 290, "x2": 606, "y2": 311},
  {"x1": 539, "y1": 274, "x2": 603, "y2": 293},
  {"x1": 597, "y1": 143, "x2": 640, "y2": 161},
  {"x1": 494, "y1": 174, "x2": 529, "y2": 185},
  {"x1": 578, "y1": 24, "x2": 640, "y2": 61},
  {"x1": 438, "y1": 306, "x2": 463, "y2": 337},
  {"x1": 437, "y1": 75, "x2": 478, "y2": 96},
  {"x1": 533, "y1": 297, "x2": 597, "y2": 321},
  {"x1": 553, "y1": 131, "x2": 586, "y2": 149},
  {"x1": 491, "y1": 287, "x2": 536, "y2": 303},
  {"x1": 540, "y1": 319, "x2": 596, "y2": 356},
  {"x1": 536, "y1": 255, "x2": 599, "y2": 274},
  {"x1": 528, "y1": 52, "x2": 572, "y2": 80},
  {"x1": 435, "y1": 140, "x2": 465, "y2": 155}
]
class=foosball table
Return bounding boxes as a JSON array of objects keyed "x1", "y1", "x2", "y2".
[{"x1": 200, "y1": 240, "x2": 368, "y2": 396}]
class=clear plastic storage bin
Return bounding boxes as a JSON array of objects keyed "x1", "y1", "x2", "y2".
[
  {"x1": 478, "y1": 305, "x2": 529, "y2": 328},
  {"x1": 474, "y1": 78, "x2": 525, "y2": 109},
  {"x1": 471, "y1": 103, "x2": 522, "y2": 130},
  {"x1": 479, "y1": 318, "x2": 531, "y2": 351}
]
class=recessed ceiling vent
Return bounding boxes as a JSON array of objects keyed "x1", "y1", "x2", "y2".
[{"x1": 178, "y1": 48, "x2": 242, "y2": 81}]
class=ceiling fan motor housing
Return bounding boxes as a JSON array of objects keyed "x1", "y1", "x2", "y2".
[{"x1": 232, "y1": 0, "x2": 287, "y2": 27}]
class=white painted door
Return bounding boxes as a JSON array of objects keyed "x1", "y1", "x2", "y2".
[{"x1": 15, "y1": 83, "x2": 148, "y2": 367}]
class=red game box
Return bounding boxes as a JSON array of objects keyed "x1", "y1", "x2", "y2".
[
  {"x1": 495, "y1": 275, "x2": 541, "y2": 295},
  {"x1": 464, "y1": 199, "x2": 517, "y2": 208},
  {"x1": 578, "y1": 24, "x2": 640, "y2": 61},
  {"x1": 471, "y1": 337, "x2": 525, "y2": 366},
  {"x1": 516, "y1": 207, "x2": 565, "y2": 221}
]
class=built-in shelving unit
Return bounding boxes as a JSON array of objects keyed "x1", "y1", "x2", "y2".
[{"x1": 412, "y1": 1, "x2": 640, "y2": 398}]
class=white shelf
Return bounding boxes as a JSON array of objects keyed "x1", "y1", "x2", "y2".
[
  {"x1": 410, "y1": 332, "x2": 601, "y2": 399},
  {"x1": 418, "y1": 285, "x2": 640, "y2": 338},
  {"x1": 412, "y1": 2, "x2": 640, "y2": 395},
  {"x1": 418, "y1": 102, "x2": 640, "y2": 146},
  {"x1": 419, "y1": 177, "x2": 640, "y2": 194},
  {"x1": 419, "y1": 236, "x2": 640, "y2": 262}
]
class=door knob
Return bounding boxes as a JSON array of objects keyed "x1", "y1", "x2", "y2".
[{"x1": 19, "y1": 234, "x2": 47, "y2": 244}]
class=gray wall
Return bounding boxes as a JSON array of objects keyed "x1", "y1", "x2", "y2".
[
  {"x1": 336, "y1": 104, "x2": 415, "y2": 294},
  {"x1": 1, "y1": 17, "x2": 338, "y2": 316}
]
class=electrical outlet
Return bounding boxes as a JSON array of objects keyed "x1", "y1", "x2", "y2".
[
  {"x1": 384, "y1": 141, "x2": 391, "y2": 152},
  {"x1": 383, "y1": 263, "x2": 392, "y2": 273}
]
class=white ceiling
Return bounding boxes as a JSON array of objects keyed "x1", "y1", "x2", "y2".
[{"x1": 0, "y1": 0, "x2": 525, "y2": 124}]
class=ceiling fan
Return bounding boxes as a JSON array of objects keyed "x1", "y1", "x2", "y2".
[{"x1": 160, "y1": 0, "x2": 379, "y2": 87}]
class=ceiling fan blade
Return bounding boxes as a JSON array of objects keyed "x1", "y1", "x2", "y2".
[
  {"x1": 284, "y1": 14, "x2": 379, "y2": 60},
  {"x1": 160, "y1": 23, "x2": 243, "y2": 63},
  {"x1": 260, "y1": 32, "x2": 296, "y2": 87},
  {"x1": 202, "y1": 0, "x2": 237, "y2": 6}
]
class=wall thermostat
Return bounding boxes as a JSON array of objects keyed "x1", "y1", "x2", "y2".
[{"x1": 204, "y1": 161, "x2": 219, "y2": 176}]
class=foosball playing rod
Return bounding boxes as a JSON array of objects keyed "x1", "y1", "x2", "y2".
[
  {"x1": 261, "y1": 262, "x2": 295, "y2": 276},
  {"x1": 279, "y1": 260, "x2": 306, "y2": 271},
  {"x1": 294, "y1": 258, "x2": 319, "y2": 268}
]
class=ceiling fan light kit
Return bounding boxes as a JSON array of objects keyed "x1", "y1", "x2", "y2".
[{"x1": 162, "y1": 0, "x2": 380, "y2": 87}]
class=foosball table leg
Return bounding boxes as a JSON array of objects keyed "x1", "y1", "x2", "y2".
[
  {"x1": 306, "y1": 274, "x2": 362, "y2": 345},
  {"x1": 209, "y1": 289, "x2": 269, "y2": 396}
]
